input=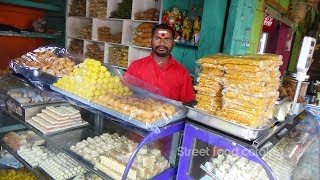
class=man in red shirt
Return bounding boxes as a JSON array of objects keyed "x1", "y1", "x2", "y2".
[{"x1": 125, "y1": 24, "x2": 195, "y2": 103}]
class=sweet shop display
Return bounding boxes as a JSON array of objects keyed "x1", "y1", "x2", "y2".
[
  {"x1": 7, "y1": 88, "x2": 62, "y2": 104},
  {"x1": 69, "y1": 132, "x2": 170, "y2": 179},
  {"x1": 93, "y1": 94, "x2": 177, "y2": 123},
  {"x1": 17, "y1": 145, "x2": 54, "y2": 167},
  {"x1": 85, "y1": 43, "x2": 104, "y2": 62},
  {"x1": 39, "y1": 152, "x2": 86, "y2": 180},
  {"x1": 0, "y1": 169, "x2": 37, "y2": 180},
  {"x1": 80, "y1": 24, "x2": 92, "y2": 39},
  {"x1": 203, "y1": 151, "x2": 265, "y2": 179},
  {"x1": 97, "y1": 26, "x2": 122, "y2": 44},
  {"x1": 54, "y1": 58, "x2": 131, "y2": 100},
  {"x1": 13, "y1": 47, "x2": 76, "y2": 77},
  {"x1": 68, "y1": 39, "x2": 84, "y2": 54},
  {"x1": 109, "y1": 0, "x2": 132, "y2": 19},
  {"x1": 108, "y1": 46, "x2": 129, "y2": 68},
  {"x1": 26, "y1": 105, "x2": 88, "y2": 135},
  {"x1": 133, "y1": 23, "x2": 155, "y2": 47},
  {"x1": 68, "y1": 0, "x2": 86, "y2": 16},
  {"x1": 2, "y1": 131, "x2": 45, "y2": 151},
  {"x1": 88, "y1": 0, "x2": 107, "y2": 18},
  {"x1": 134, "y1": 8, "x2": 159, "y2": 21},
  {"x1": 195, "y1": 54, "x2": 282, "y2": 127}
]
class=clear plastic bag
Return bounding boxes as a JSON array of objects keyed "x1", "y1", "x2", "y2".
[
  {"x1": 92, "y1": 93, "x2": 187, "y2": 130},
  {"x1": 223, "y1": 90, "x2": 278, "y2": 106},
  {"x1": 9, "y1": 46, "x2": 82, "y2": 90},
  {"x1": 7, "y1": 87, "x2": 63, "y2": 104},
  {"x1": 215, "y1": 108, "x2": 268, "y2": 127}
]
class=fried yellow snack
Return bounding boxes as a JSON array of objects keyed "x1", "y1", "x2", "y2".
[
  {"x1": 197, "y1": 90, "x2": 223, "y2": 97},
  {"x1": 197, "y1": 78, "x2": 222, "y2": 88},
  {"x1": 225, "y1": 70, "x2": 281, "y2": 79},
  {"x1": 223, "y1": 97, "x2": 277, "y2": 110},
  {"x1": 224, "y1": 78, "x2": 280, "y2": 88},
  {"x1": 219, "y1": 54, "x2": 283, "y2": 67},
  {"x1": 224, "y1": 87, "x2": 279, "y2": 97},
  {"x1": 224, "y1": 91, "x2": 279, "y2": 106},
  {"x1": 196, "y1": 94, "x2": 222, "y2": 102},
  {"x1": 201, "y1": 68, "x2": 225, "y2": 76},
  {"x1": 197, "y1": 73, "x2": 224, "y2": 82},
  {"x1": 223, "y1": 101, "x2": 265, "y2": 116},
  {"x1": 216, "y1": 108, "x2": 266, "y2": 127},
  {"x1": 224, "y1": 64, "x2": 279, "y2": 72},
  {"x1": 225, "y1": 73, "x2": 279, "y2": 83},
  {"x1": 197, "y1": 54, "x2": 228, "y2": 64},
  {"x1": 194, "y1": 85, "x2": 223, "y2": 94}
]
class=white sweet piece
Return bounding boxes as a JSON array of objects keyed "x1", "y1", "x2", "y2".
[{"x1": 205, "y1": 162, "x2": 214, "y2": 172}]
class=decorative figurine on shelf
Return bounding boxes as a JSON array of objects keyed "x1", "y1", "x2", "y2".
[
  {"x1": 181, "y1": 17, "x2": 192, "y2": 42},
  {"x1": 162, "y1": 7, "x2": 182, "y2": 39},
  {"x1": 192, "y1": 16, "x2": 201, "y2": 44}
]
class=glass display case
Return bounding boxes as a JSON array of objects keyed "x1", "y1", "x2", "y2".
[
  {"x1": 177, "y1": 112, "x2": 320, "y2": 180},
  {"x1": 0, "y1": 74, "x2": 185, "y2": 180}
]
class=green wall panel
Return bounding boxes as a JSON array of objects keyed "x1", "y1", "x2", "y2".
[
  {"x1": 248, "y1": 0, "x2": 265, "y2": 53},
  {"x1": 223, "y1": 0, "x2": 257, "y2": 55},
  {"x1": 44, "y1": 0, "x2": 66, "y2": 46},
  {"x1": 288, "y1": 31, "x2": 302, "y2": 72},
  {"x1": 198, "y1": 0, "x2": 227, "y2": 57},
  {"x1": 164, "y1": 0, "x2": 228, "y2": 74}
]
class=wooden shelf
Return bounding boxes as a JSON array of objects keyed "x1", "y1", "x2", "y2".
[
  {"x1": 0, "y1": 31, "x2": 62, "y2": 39},
  {"x1": 0, "y1": 0, "x2": 63, "y2": 11}
]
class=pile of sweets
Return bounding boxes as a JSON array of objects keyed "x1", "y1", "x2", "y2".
[
  {"x1": 27, "y1": 106, "x2": 88, "y2": 134},
  {"x1": 70, "y1": 132, "x2": 170, "y2": 180},
  {"x1": 196, "y1": 54, "x2": 282, "y2": 127},
  {"x1": 39, "y1": 152, "x2": 86, "y2": 180},
  {"x1": 0, "y1": 169, "x2": 37, "y2": 180},
  {"x1": 88, "y1": 0, "x2": 107, "y2": 18},
  {"x1": 203, "y1": 152, "x2": 266, "y2": 179},
  {"x1": 93, "y1": 94, "x2": 177, "y2": 123},
  {"x1": 54, "y1": 58, "x2": 132, "y2": 100},
  {"x1": 2, "y1": 131, "x2": 45, "y2": 151}
]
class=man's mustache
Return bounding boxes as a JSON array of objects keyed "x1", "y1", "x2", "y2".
[{"x1": 156, "y1": 46, "x2": 168, "y2": 50}]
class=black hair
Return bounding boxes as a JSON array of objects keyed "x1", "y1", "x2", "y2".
[{"x1": 151, "y1": 24, "x2": 175, "y2": 38}]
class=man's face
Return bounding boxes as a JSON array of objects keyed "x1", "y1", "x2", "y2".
[{"x1": 151, "y1": 29, "x2": 175, "y2": 57}]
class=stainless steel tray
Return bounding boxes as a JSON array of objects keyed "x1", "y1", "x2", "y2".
[
  {"x1": 186, "y1": 107, "x2": 272, "y2": 141},
  {"x1": 90, "y1": 102, "x2": 185, "y2": 130}
]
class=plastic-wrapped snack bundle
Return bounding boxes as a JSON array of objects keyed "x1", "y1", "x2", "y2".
[
  {"x1": 194, "y1": 55, "x2": 227, "y2": 115},
  {"x1": 200, "y1": 68, "x2": 225, "y2": 76},
  {"x1": 216, "y1": 108, "x2": 265, "y2": 127},
  {"x1": 218, "y1": 54, "x2": 282, "y2": 127},
  {"x1": 197, "y1": 74, "x2": 224, "y2": 83}
]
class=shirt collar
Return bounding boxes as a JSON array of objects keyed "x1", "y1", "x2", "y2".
[{"x1": 148, "y1": 53, "x2": 176, "y2": 67}]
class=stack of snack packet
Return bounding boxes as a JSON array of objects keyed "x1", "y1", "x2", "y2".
[
  {"x1": 195, "y1": 54, "x2": 283, "y2": 127},
  {"x1": 194, "y1": 54, "x2": 228, "y2": 114}
]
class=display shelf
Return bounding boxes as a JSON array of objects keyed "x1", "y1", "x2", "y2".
[
  {"x1": 0, "y1": 0, "x2": 63, "y2": 11},
  {"x1": 0, "y1": 141, "x2": 50, "y2": 180},
  {"x1": 0, "y1": 109, "x2": 106, "y2": 179},
  {"x1": 0, "y1": 31, "x2": 62, "y2": 39},
  {"x1": 66, "y1": 0, "x2": 161, "y2": 67},
  {"x1": 66, "y1": 16, "x2": 92, "y2": 39},
  {"x1": 0, "y1": 102, "x2": 184, "y2": 179},
  {"x1": 92, "y1": 18, "x2": 123, "y2": 41},
  {"x1": 0, "y1": 111, "x2": 26, "y2": 133}
]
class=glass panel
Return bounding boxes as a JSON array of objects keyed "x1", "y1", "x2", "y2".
[{"x1": 188, "y1": 139, "x2": 267, "y2": 180}]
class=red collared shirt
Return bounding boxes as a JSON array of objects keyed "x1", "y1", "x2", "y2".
[{"x1": 125, "y1": 53, "x2": 195, "y2": 102}]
